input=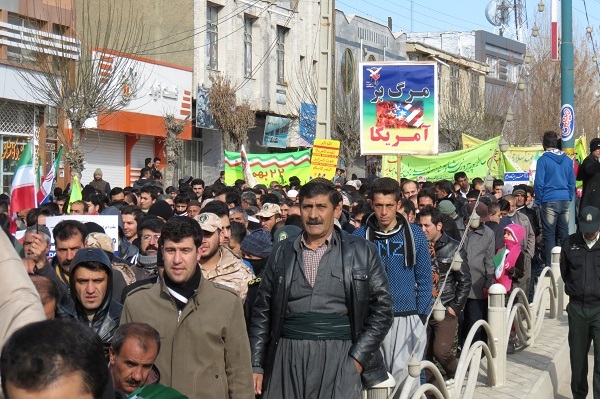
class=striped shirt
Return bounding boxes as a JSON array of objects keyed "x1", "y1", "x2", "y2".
[{"x1": 300, "y1": 232, "x2": 333, "y2": 287}]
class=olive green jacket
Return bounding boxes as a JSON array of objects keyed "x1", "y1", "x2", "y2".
[{"x1": 121, "y1": 274, "x2": 253, "y2": 399}]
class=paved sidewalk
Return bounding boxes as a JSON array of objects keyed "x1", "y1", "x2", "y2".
[
  {"x1": 556, "y1": 349, "x2": 593, "y2": 398},
  {"x1": 470, "y1": 314, "x2": 570, "y2": 399}
]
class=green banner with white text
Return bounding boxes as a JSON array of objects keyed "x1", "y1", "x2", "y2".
[
  {"x1": 224, "y1": 149, "x2": 312, "y2": 186},
  {"x1": 401, "y1": 136, "x2": 517, "y2": 181}
]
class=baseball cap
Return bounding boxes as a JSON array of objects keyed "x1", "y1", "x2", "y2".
[
  {"x1": 71, "y1": 247, "x2": 111, "y2": 269},
  {"x1": 85, "y1": 232, "x2": 115, "y2": 253},
  {"x1": 438, "y1": 200, "x2": 457, "y2": 218},
  {"x1": 417, "y1": 175, "x2": 427, "y2": 183},
  {"x1": 512, "y1": 186, "x2": 526, "y2": 196},
  {"x1": 181, "y1": 175, "x2": 193, "y2": 185},
  {"x1": 256, "y1": 203, "x2": 281, "y2": 218},
  {"x1": 195, "y1": 213, "x2": 222, "y2": 233},
  {"x1": 273, "y1": 225, "x2": 302, "y2": 242},
  {"x1": 579, "y1": 206, "x2": 600, "y2": 233}
]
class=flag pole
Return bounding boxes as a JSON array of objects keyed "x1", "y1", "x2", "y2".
[{"x1": 31, "y1": 135, "x2": 38, "y2": 209}]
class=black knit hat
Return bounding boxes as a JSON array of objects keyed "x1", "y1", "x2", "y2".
[
  {"x1": 240, "y1": 229, "x2": 273, "y2": 259},
  {"x1": 148, "y1": 200, "x2": 173, "y2": 221}
]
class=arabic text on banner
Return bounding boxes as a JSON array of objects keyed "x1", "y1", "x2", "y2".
[
  {"x1": 381, "y1": 155, "x2": 399, "y2": 180},
  {"x1": 224, "y1": 149, "x2": 311, "y2": 186},
  {"x1": 309, "y1": 139, "x2": 340, "y2": 180},
  {"x1": 400, "y1": 136, "x2": 517, "y2": 181},
  {"x1": 359, "y1": 61, "x2": 439, "y2": 155}
]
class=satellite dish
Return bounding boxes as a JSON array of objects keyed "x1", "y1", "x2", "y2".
[{"x1": 485, "y1": 0, "x2": 512, "y2": 27}]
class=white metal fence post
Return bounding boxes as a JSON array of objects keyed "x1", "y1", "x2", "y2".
[
  {"x1": 551, "y1": 246, "x2": 563, "y2": 318},
  {"x1": 488, "y1": 283, "x2": 507, "y2": 386}
]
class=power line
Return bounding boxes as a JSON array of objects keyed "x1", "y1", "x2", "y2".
[
  {"x1": 336, "y1": 0, "x2": 407, "y2": 31},
  {"x1": 234, "y1": 1, "x2": 299, "y2": 92},
  {"x1": 412, "y1": 0, "x2": 491, "y2": 30},
  {"x1": 581, "y1": 0, "x2": 600, "y2": 79},
  {"x1": 135, "y1": 0, "x2": 274, "y2": 56},
  {"x1": 137, "y1": 0, "x2": 278, "y2": 57}
]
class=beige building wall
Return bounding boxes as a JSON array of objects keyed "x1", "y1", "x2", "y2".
[
  {"x1": 76, "y1": 0, "x2": 194, "y2": 69},
  {"x1": 194, "y1": 0, "x2": 320, "y2": 117}
]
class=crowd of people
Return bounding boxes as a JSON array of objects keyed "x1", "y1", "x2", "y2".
[{"x1": 1, "y1": 130, "x2": 600, "y2": 399}]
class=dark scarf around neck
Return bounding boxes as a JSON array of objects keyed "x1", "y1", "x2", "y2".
[
  {"x1": 365, "y1": 212, "x2": 416, "y2": 267},
  {"x1": 163, "y1": 265, "x2": 201, "y2": 310}
]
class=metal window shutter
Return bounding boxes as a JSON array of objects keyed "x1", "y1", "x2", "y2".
[
  {"x1": 81, "y1": 131, "x2": 126, "y2": 189},
  {"x1": 131, "y1": 136, "x2": 155, "y2": 169},
  {"x1": 129, "y1": 136, "x2": 155, "y2": 183}
]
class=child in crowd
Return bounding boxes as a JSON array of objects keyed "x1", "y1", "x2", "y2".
[
  {"x1": 494, "y1": 223, "x2": 526, "y2": 354},
  {"x1": 493, "y1": 223, "x2": 526, "y2": 293}
]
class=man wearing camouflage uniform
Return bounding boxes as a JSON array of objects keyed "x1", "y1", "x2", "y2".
[{"x1": 195, "y1": 213, "x2": 254, "y2": 302}]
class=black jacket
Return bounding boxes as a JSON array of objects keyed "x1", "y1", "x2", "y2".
[
  {"x1": 578, "y1": 154, "x2": 600, "y2": 211},
  {"x1": 560, "y1": 232, "x2": 600, "y2": 307},
  {"x1": 67, "y1": 259, "x2": 123, "y2": 350},
  {"x1": 248, "y1": 227, "x2": 393, "y2": 389},
  {"x1": 433, "y1": 232, "x2": 471, "y2": 314}
]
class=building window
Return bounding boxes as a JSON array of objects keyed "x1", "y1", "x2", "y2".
[
  {"x1": 340, "y1": 49, "x2": 355, "y2": 94},
  {"x1": 6, "y1": 13, "x2": 40, "y2": 65},
  {"x1": 470, "y1": 72, "x2": 480, "y2": 109},
  {"x1": 276, "y1": 26, "x2": 287, "y2": 84},
  {"x1": 450, "y1": 66, "x2": 460, "y2": 106},
  {"x1": 206, "y1": 6, "x2": 218, "y2": 69},
  {"x1": 244, "y1": 17, "x2": 253, "y2": 78},
  {"x1": 487, "y1": 56, "x2": 499, "y2": 79},
  {"x1": 506, "y1": 63, "x2": 518, "y2": 83}
]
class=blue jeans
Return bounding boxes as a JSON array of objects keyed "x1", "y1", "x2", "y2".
[{"x1": 540, "y1": 200, "x2": 571, "y2": 266}]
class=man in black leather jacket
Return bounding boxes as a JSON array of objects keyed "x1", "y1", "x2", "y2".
[
  {"x1": 418, "y1": 206, "x2": 471, "y2": 384},
  {"x1": 248, "y1": 178, "x2": 393, "y2": 398},
  {"x1": 64, "y1": 247, "x2": 122, "y2": 354}
]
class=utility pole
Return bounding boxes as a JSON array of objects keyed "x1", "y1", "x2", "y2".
[
  {"x1": 315, "y1": 0, "x2": 334, "y2": 139},
  {"x1": 560, "y1": 0, "x2": 576, "y2": 232},
  {"x1": 560, "y1": 0, "x2": 574, "y2": 154}
]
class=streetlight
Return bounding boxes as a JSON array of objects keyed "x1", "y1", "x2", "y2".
[
  {"x1": 594, "y1": 55, "x2": 598, "y2": 63},
  {"x1": 506, "y1": 107, "x2": 514, "y2": 123},
  {"x1": 484, "y1": 173, "x2": 495, "y2": 191},
  {"x1": 532, "y1": 24, "x2": 540, "y2": 37},
  {"x1": 518, "y1": 79, "x2": 526, "y2": 91},
  {"x1": 538, "y1": 0, "x2": 545, "y2": 12},
  {"x1": 499, "y1": 137, "x2": 510, "y2": 153},
  {"x1": 525, "y1": 52, "x2": 532, "y2": 64}
]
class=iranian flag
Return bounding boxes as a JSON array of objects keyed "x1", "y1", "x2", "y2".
[
  {"x1": 9, "y1": 141, "x2": 37, "y2": 234},
  {"x1": 240, "y1": 145, "x2": 257, "y2": 188},
  {"x1": 37, "y1": 146, "x2": 63, "y2": 205}
]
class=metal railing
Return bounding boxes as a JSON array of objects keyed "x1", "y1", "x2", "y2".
[
  {"x1": 369, "y1": 246, "x2": 564, "y2": 399},
  {"x1": 0, "y1": 21, "x2": 80, "y2": 61}
]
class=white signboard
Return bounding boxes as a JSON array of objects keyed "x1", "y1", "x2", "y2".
[
  {"x1": 45, "y1": 215, "x2": 119, "y2": 257},
  {"x1": 91, "y1": 50, "x2": 192, "y2": 119},
  {"x1": 503, "y1": 172, "x2": 530, "y2": 196}
]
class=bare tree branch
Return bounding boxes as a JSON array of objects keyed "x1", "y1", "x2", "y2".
[
  {"x1": 17, "y1": 0, "x2": 148, "y2": 178},
  {"x1": 162, "y1": 114, "x2": 189, "y2": 188},
  {"x1": 208, "y1": 73, "x2": 256, "y2": 151}
]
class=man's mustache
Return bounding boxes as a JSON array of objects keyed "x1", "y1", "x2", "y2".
[
  {"x1": 124, "y1": 377, "x2": 141, "y2": 387},
  {"x1": 306, "y1": 218, "x2": 322, "y2": 225}
]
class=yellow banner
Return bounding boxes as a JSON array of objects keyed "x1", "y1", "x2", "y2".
[
  {"x1": 381, "y1": 155, "x2": 399, "y2": 180},
  {"x1": 309, "y1": 139, "x2": 340, "y2": 180}
]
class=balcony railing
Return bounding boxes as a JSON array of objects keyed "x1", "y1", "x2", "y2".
[{"x1": 0, "y1": 21, "x2": 80, "y2": 62}]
